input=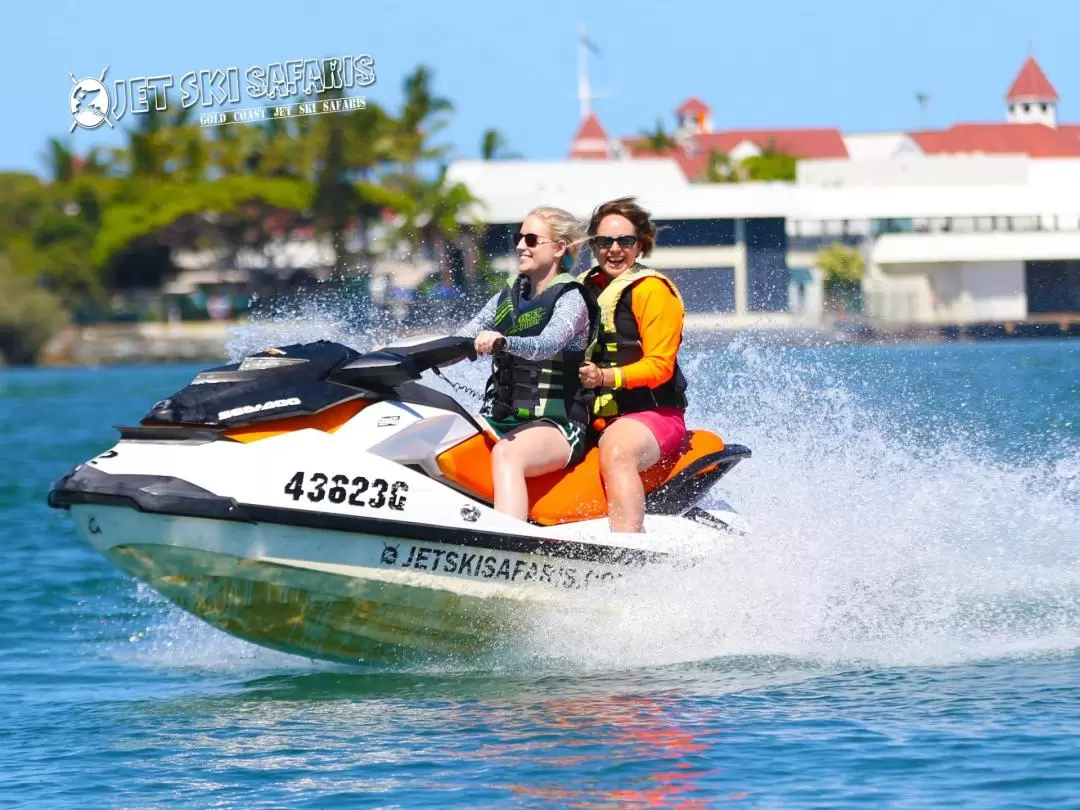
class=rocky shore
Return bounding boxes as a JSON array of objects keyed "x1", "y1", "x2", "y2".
[
  {"x1": 24, "y1": 314, "x2": 1080, "y2": 368},
  {"x1": 39, "y1": 322, "x2": 239, "y2": 367}
]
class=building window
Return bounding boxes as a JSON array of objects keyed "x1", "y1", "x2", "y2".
[
  {"x1": 1026, "y1": 260, "x2": 1080, "y2": 313},
  {"x1": 653, "y1": 219, "x2": 737, "y2": 248},
  {"x1": 664, "y1": 267, "x2": 736, "y2": 313}
]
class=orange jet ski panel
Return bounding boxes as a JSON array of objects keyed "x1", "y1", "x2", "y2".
[
  {"x1": 223, "y1": 399, "x2": 370, "y2": 443},
  {"x1": 436, "y1": 429, "x2": 726, "y2": 526}
]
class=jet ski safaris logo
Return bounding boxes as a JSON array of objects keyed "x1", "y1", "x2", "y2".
[
  {"x1": 68, "y1": 68, "x2": 113, "y2": 132},
  {"x1": 67, "y1": 56, "x2": 375, "y2": 132}
]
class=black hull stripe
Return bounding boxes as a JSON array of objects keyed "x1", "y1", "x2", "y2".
[
  {"x1": 238, "y1": 504, "x2": 662, "y2": 565},
  {"x1": 48, "y1": 468, "x2": 663, "y2": 565},
  {"x1": 48, "y1": 446, "x2": 754, "y2": 566}
]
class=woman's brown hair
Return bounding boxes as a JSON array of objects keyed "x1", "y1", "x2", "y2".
[{"x1": 587, "y1": 196, "x2": 657, "y2": 257}]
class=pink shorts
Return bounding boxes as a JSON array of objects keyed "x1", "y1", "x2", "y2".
[{"x1": 614, "y1": 407, "x2": 688, "y2": 459}]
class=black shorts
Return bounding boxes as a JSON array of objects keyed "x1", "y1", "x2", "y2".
[{"x1": 481, "y1": 414, "x2": 588, "y2": 466}]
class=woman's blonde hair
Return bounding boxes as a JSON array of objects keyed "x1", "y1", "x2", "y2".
[{"x1": 527, "y1": 205, "x2": 588, "y2": 270}]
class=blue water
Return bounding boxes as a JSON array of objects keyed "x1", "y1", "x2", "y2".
[{"x1": 4, "y1": 338, "x2": 1080, "y2": 808}]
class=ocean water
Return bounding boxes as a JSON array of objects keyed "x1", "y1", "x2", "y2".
[{"x1": 3, "y1": 336, "x2": 1080, "y2": 808}]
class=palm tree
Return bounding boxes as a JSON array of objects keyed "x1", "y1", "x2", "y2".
[
  {"x1": 396, "y1": 65, "x2": 454, "y2": 170},
  {"x1": 208, "y1": 123, "x2": 265, "y2": 177},
  {"x1": 637, "y1": 119, "x2": 676, "y2": 153},
  {"x1": 480, "y1": 128, "x2": 520, "y2": 160},
  {"x1": 421, "y1": 169, "x2": 481, "y2": 288},
  {"x1": 80, "y1": 147, "x2": 109, "y2": 177},
  {"x1": 343, "y1": 103, "x2": 398, "y2": 262},
  {"x1": 698, "y1": 148, "x2": 734, "y2": 183},
  {"x1": 384, "y1": 166, "x2": 481, "y2": 287},
  {"x1": 308, "y1": 63, "x2": 401, "y2": 275},
  {"x1": 44, "y1": 138, "x2": 76, "y2": 183}
]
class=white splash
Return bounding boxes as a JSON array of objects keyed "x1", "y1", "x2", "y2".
[
  {"x1": 121, "y1": 318, "x2": 1080, "y2": 676},
  {"x1": 524, "y1": 339, "x2": 1080, "y2": 672}
]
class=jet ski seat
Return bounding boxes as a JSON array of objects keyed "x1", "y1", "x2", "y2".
[{"x1": 436, "y1": 429, "x2": 728, "y2": 526}]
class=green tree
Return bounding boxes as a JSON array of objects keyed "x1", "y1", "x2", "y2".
[
  {"x1": 697, "y1": 148, "x2": 734, "y2": 183},
  {"x1": 396, "y1": 65, "x2": 454, "y2": 170},
  {"x1": 7, "y1": 57, "x2": 501, "y2": 357},
  {"x1": 0, "y1": 253, "x2": 69, "y2": 364},
  {"x1": 815, "y1": 241, "x2": 864, "y2": 314},
  {"x1": 385, "y1": 166, "x2": 481, "y2": 287},
  {"x1": 480, "y1": 128, "x2": 520, "y2": 160},
  {"x1": 637, "y1": 118, "x2": 675, "y2": 153},
  {"x1": 91, "y1": 176, "x2": 313, "y2": 271},
  {"x1": 739, "y1": 140, "x2": 797, "y2": 181}
]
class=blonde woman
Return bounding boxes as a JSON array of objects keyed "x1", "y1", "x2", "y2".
[{"x1": 456, "y1": 206, "x2": 599, "y2": 521}]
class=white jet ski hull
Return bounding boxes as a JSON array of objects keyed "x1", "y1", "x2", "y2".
[{"x1": 49, "y1": 336, "x2": 751, "y2": 665}]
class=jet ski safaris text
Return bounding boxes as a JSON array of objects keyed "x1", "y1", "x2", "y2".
[{"x1": 48, "y1": 336, "x2": 751, "y2": 665}]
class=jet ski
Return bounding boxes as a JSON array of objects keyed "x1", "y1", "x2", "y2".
[{"x1": 48, "y1": 335, "x2": 751, "y2": 665}]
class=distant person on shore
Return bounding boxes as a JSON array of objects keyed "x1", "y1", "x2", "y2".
[
  {"x1": 578, "y1": 196, "x2": 689, "y2": 534},
  {"x1": 455, "y1": 206, "x2": 599, "y2": 521}
]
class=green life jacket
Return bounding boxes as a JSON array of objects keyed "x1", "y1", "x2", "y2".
[
  {"x1": 482, "y1": 273, "x2": 599, "y2": 424},
  {"x1": 580, "y1": 263, "x2": 689, "y2": 418}
]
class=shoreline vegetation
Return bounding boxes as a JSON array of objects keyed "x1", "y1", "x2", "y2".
[
  {"x1": 0, "y1": 64, "x2": 506, "y2": 366},
  {"x1": 1, "y1": 58, "x2": 818, "y2": 368},
  {"x1": 3, "y1": 59, "x2": 1076, "y2": 368},
  {"x1": 18, "y1": 316, "x2": 1080, "y2": 369}
]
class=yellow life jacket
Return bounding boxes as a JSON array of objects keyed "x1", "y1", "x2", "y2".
[{"x1": 579, "y1": 263, "x2": 688, "y2": 418}]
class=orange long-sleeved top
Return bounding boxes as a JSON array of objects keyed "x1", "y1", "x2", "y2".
[{"x1": 602, "y1": 276, "x2": 685, "y2": 391}]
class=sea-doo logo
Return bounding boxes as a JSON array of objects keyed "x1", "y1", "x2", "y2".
[
  {"x1": 218, "y1": 397, "x2": 301, "y2": 421},
  {"x1": 461, "y1": 505, "x2": 480, "y2": 523},
  {"x1": 377, "y1": 416, "x2": 400, "y2": 427},
  {"x1": 380, "y1": 544, "x2": 398, "y2": 565}
]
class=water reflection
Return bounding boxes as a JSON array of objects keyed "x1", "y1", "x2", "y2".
[{"x1": 96, "y1": 664, "x2": 775, "y2": 806}]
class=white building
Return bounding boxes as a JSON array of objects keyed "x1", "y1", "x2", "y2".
[{"x1": 449, "y1": 55, "x2": 1080, "y2": 328}]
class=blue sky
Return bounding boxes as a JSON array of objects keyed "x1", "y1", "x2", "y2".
[{"x1": 3, "y1": 0, "x2": 1077, "y2": 175}]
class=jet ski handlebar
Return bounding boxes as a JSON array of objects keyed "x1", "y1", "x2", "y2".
[{"x1": 331, "y1": 335, "x2": 504, "y2": 390}]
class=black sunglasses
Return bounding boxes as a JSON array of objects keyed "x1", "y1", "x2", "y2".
[
  {"x1": 514, "y1": 232, "x2": 558, "y2": 248},
  {"x1": 591, "y1": 235, "x2": 638, "y2": 250}
]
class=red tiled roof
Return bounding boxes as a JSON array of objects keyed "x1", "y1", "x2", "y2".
[
  {"x1": 572, "y1": 113, "x2": 607, "y2": 141},
  {"x1": 676, "y1": 96, "x2": 710, "y2": 116},
  {"x1": 909, "y1": 123, "x2": 1080, "y2": 157},
  {"x1": 697, "y1": 129, "x2": 848, "y2": 158},
  {"x1": 1059, "y1": 124, "x2": 1080, "y2": 142},
  {"x1": 569, "y1": 146, "x2": 610, "y2": 159},
  {"x1": 1005, "y1": 56, "x2": 1059, "y2": 102},
  {"x1": 568, "y1": 113, "x2": 610, "y2": 159},
  {"x1": 623, "y1": 128, "x2": 847, "y2": 179}
]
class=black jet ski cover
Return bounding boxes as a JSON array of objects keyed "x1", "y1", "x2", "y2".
[{"x1": 142, "y1": 341, "x2": 367, "y2": 427}]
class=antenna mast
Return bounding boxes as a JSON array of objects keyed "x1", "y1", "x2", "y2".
[
  {"x1": 916, "y1": 91, "x2": 931, "y2": 129},
  {"x1": 577, "y1": 25, "x2": 600, "y2": 118}
]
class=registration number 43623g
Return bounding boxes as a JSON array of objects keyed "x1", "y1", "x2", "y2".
[{"x1": 284, "y1": 471, "x2": 408, "y2": 510}]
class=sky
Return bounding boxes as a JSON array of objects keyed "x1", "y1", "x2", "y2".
[{"x1": 3, "y1": 0, "x2": 1078, "y2": 176}]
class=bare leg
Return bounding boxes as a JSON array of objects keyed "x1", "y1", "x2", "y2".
[
  {"x1": 598, "y1": 418, "x2": 661, "y2": 533},
  {"x1": 491, "y1": 422, "x2": 572, "y2": 521}
]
